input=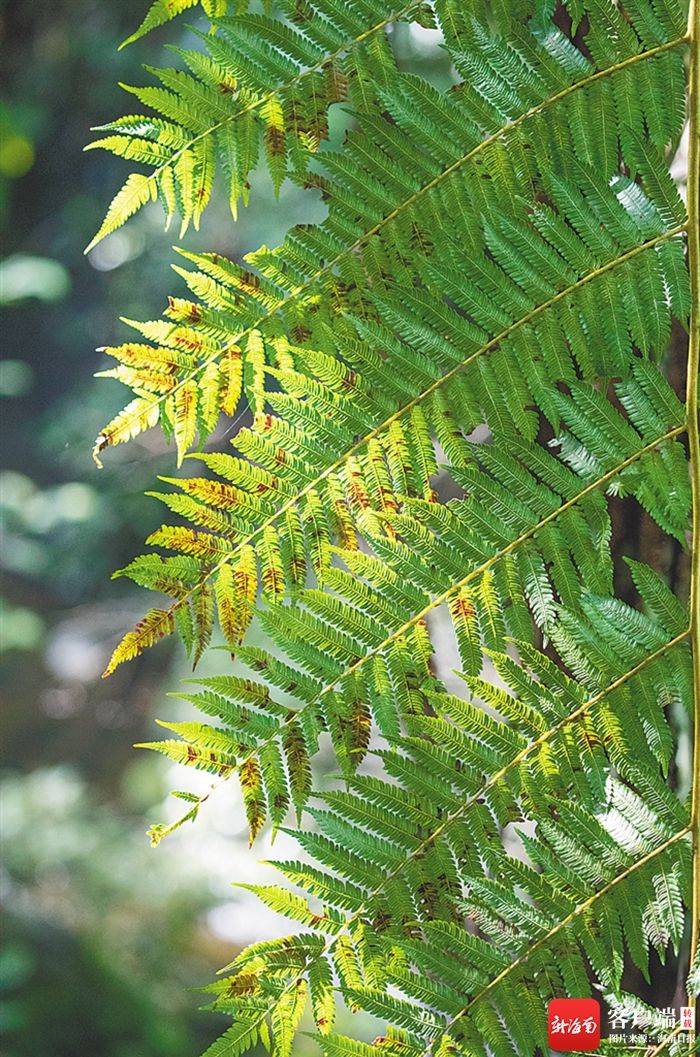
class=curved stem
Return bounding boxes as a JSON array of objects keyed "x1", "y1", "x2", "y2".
[{"x1": 687, "y1": 0, "x2": 700, "y2": 1029}]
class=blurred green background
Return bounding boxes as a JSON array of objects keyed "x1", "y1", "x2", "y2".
[{"x1": 0, "y1": 5, "x2": 448, "y2": 1055}]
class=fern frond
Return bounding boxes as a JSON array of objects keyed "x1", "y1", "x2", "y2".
[
  {"x1": 86, "y1": 0, "x2": 426, "y2": 249},
  {"x1": 133, "y1": 400, "x2": 689, "y2": 833},
  {"x1": 106, "y1": 152, "x2": 689, "y2": 657},
  {"x1": 189, "y1": 610, "x2": 692, "y2": 1055},
  {"x1": 92, "y1": 6, "x2": 688, "y2": 451},
  {"x1": 119, "y1": 0, "x2": 226, "y2": 50}
]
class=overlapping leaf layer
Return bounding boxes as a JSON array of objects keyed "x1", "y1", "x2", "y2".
[{"x1": 90, "y1": 0, "x2": 699, "y2": 1055}]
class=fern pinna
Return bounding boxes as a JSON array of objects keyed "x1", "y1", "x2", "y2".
[{"x1": 88, "y1": 0, "x2": 700, "y2": 1054}]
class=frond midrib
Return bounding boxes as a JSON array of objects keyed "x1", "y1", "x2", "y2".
[{"x1": 684, "y1": 0, "x2": 700, "y2": 1015}]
